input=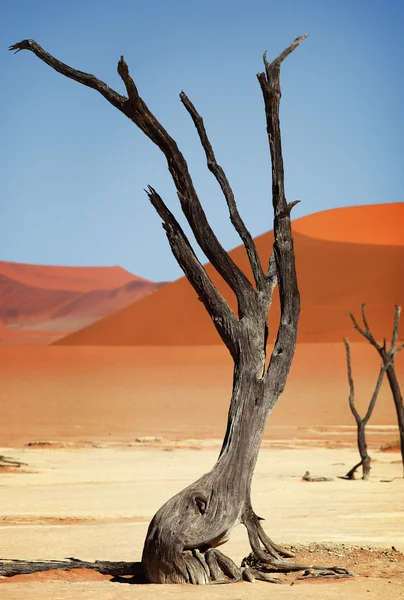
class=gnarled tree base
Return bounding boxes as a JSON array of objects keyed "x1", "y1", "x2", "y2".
[{"x1": 141, "y1": 479, "x2": 353, "y2": 585}]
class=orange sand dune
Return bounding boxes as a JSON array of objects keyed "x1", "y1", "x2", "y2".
[
  {"x1": 0, "y1": 344, "x2": 402, "y2": 446},
  {"x1": 0, "y1": 261, "x2": 141, "y2": 292},
  {"x1": 293, "y1": 202, "x2": 404, "y2": 246},
  {"x1": 57, "y1": 203, "x2": 404, "y2": 346}
]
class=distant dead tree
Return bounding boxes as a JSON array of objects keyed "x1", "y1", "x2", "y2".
[
  {"x1": 8, "y1": 36, "x2": 351, "y2": 584},
  {"x1": 350, "y1": 304, "x2": 404, "y2": 476},
  {"x1": 342, "y1": 338, "x2": 390, "y2": 480}
]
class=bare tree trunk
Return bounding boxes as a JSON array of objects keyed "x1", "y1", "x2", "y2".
[
  {"x1": 343, "y1": 338, "x2": 387, "y2": 480},
  {"x1": 10, "y1": 35, "x2": 351, "y2": 583},
  {"x1": 350, "y1": 305, "x2": 404, "y2": 476},
  {"x1": 384, "y1": 363, "x2": 404, "y2": 474},
  {"x1": 344, "y1": 423, "x2": 371, "y2": 480}
]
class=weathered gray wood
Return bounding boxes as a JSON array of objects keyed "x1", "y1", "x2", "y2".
[
  {"x1": 9, "y1": 34, "x2": 354, "y2": 585},
  {"x1": 350, "y1": 304, "x2": 404, "y2": 476},
  {"x1": 0, "y1": 558, "x2": 141, "y2": 578}
]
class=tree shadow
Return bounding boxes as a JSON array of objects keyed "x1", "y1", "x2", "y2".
[{"x1": 110, "y1": 562, "x2": 148, "y2": 584}]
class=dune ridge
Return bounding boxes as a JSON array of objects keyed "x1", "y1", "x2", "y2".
[
  {"x1": 56, "y1": 203, "x2": 404, "y2": 346},
  {"x1": 0, "y1": 262, "x2": 140, "y2": 291},
  {"x1": 0, "y1": 262, "x2": 166, "y2": 344}
]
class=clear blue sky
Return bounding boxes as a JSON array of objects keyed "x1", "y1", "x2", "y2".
[{"x1": 1, "y1": 0, "x2": 403, "y2": 281}]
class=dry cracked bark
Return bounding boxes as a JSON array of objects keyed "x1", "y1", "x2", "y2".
[{"x1": 8, "y1": 35, "x2": 352, "y2": 584}]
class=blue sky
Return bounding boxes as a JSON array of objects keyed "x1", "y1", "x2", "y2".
[{"x1": 1, "y1": 0, "x2": 403, "y2": 281}]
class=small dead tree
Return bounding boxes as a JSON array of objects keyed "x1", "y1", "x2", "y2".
[
  {"x1": 343, "y1": 338, "x2": 389, "y2": 480},
  {"x1": 350, "y1": 305, "x2": 404, "y2": 476},
  {"x1": 9, "y1": 36, "x2": 351, "y2": 584}
]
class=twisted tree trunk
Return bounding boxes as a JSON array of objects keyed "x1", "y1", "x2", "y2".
[
  {"x1": 142, "y1": 328, "x2": 294, "y2": 583},
  {"x1": 10, "y1": 35, "x2": 351, "y2": 583}
]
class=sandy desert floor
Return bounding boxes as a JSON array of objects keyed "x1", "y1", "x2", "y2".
[
  {"x1": 0, "y1": 343, "x2": 403, "y2": 598},
  {"x1": 0, "y1": 344, "x2": 402, "y2": 447},
  {"x1": 0, "y1": 443, "x2": 403, "y2": 599}
]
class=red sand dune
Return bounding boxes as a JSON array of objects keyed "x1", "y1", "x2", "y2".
[
  {"x1": 0, "y1": 263, "x2": 165, "y2": 344},
  {"x1": 56, "y1": 203, "x2": 404, "y2": 346},
  {"x1": 0, "y1": 262, "x2": 139, "y2": 291}
]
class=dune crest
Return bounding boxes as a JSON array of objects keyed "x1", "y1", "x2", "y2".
[
  {"x1": 56, "y1": 203, "x2": 404, "y2": 346},
  {"x1": 0, "y1": 262, "x2": 165, "y2": 344},
  {"x1": 0, "y1": 262, "x2": 141, "y2": 292},
  {"x1": 293, "y1": 202, "x2": 404, "y2": 246}
]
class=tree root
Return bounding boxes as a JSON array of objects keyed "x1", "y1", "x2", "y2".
[
  {"x1": 0, "y1": 540, "x2": 353, "y2": 584},
  {"x1": 241, "y1": 508, "x2": 353, "y2": 582},
  {"x1": 157, "y1": 508, "x2": 355, "y2": 584}
]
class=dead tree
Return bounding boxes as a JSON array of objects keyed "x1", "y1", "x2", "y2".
[
  {"x1": 9, "y1": 36, "x2": 351, "y2": 584},
  {"x1": 350, "y1": 305, "x2": 404, "y2": 476},
  {"x1": 343, "y1": 338, "x2": 389, "y2": 480}
]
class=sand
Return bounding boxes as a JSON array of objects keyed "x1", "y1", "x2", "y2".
[
  {"x1": 0, "y1": 342, "x2": 402, "y2": 599},
  {"x1": 0, "y1": 344, "x2": 402, "y2": 447},
  {"x1": 0, "y1": 444, "x2": 403, "y2": 599},
  {"x1": 292, "y1": 202, "x2": 404, "y2": 246}
]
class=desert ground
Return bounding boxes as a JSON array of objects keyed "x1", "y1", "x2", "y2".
[
  {"x1": 1, "y1": 443, "x2": 403, "y2": 599},
  {"x1": 1, "y1": 343, "x2": 403, "y2": 599}
]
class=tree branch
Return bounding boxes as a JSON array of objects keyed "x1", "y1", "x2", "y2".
[
  {"x1": 363, "y1": 359, "x2": 388, "y2": 424},
  {"x1": 146, "y1": 186, "x2": 239, "y2": 358},
  {"x1": 263, "y1": 35, "x2": 309, "y2": 77},
  {"x1": 257, "y1": 36, "x2": 307, "y2": 392},
  {"x1": 179, "y1": 91, "x2": 266, "y2": 291},
  {"x1": 10, "y1": 40, "x2": 253, "y2": 314},
  {"x1": 344, "y1": 338, "x2": 361, "y2": 425},
  {"x1": 9, "y1": 40, "x2": 127, "y2": 110},
  {"x1": 391, "y1": 305, "x2": 402, "y2": 351},
  {"x1": 349, "y1": 304, "x2": 381, "y2": 350}
]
